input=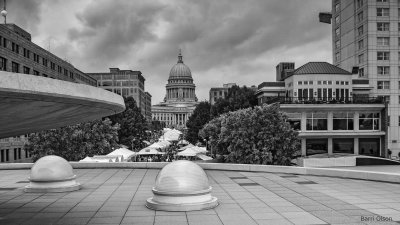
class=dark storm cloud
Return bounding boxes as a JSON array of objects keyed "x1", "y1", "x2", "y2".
[
  {"x1": 69, "y1": 0, "x2": 330, "y2": 71},
  {"x1": 67, "y1": 0, "x2": 166, "y2": 69},
  {"x1": 6, "y1": 0, "x2": 44, "y2": 32}
]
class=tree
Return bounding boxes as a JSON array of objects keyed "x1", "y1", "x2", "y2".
[
  {"x1": 108, "y1": 96, "x2": 148, "y2": 150},
  {"x1": 200, "y1": 104, "x2": 300, "y2": 165},
  {"x1": 25, "y1": 118, "x2": 120, "y2": 162},
  {"x1": 186, "y1": 101, "x2": 211, "y2": 144},
  {"x1": 210, "y1": 85, "x2": 258, "y2": 118}
]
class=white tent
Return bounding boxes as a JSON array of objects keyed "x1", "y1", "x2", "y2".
[
  {"x1": 196, "y1": 154, "x2": 213, "y2": 160},
  {"x1": 160, "y1": 129, "x2": 182, "y2": 141},
  {"x1": 177, "y1": 148, "x2": 198, "y2": 157},
  {"x1": 178, "y1": 140, "x2": 189, "y2": 145},
  {"x1": 137, "y1": 148, "x2": 165, "y2": 155},
  {"x1": 178, "y1": 144, "x2": 195, "y2": 151},
  {"x1": 107, "y1": 148, "x2": 136, "y2": 161},
  {"x1": 93, "y1": 155, "x2": 122, "y2": 162},
  {"x1": 79, "y1": 156, "x2": 112, "y2": 163},
  {"x1": 193, "y1": 146, "x2": 207, "y2": 154}
]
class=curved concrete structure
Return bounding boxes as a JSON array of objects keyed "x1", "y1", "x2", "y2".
[
  {"x1": 146, "y1": 160, "x2": 218, "y2": 211},
  {"x1": 25, "y1": 155, "x2": 80, "y2": 192},
  {"x1": 0, "y1": 71, "x2": 125, "y2": 138}
]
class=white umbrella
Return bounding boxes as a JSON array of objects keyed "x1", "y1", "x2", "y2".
[{"x1": 137, "y1": 148, "x2": 165, "y2": 155}]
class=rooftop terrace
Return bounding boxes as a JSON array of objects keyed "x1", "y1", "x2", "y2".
[{"x1": 0, "y1": 165, "x2": 400, "y2": 225}]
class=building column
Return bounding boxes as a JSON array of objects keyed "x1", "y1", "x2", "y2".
[
  {"x1": 354, "y1": 137, "x2": 359, "y2": 155},
  {"x1": 301, "y1": 112, "x2": 307, "y2": 131},
  {"x1": 301, "y1": 138, "x2": 306, "y2": 156},
  {"x1": 354, "y1": 112, "x2": 359, "y2": 131},
  {"x1": 327, "y1": 112, "x2": 333, "y2": 131},
  {"x1": 328, "y1": 138, "x2": 333, "y2": 155}
]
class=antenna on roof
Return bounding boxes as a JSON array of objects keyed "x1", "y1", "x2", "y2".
[{"x1": 1, "y1": 0, "x2": 7, "y2": 24}]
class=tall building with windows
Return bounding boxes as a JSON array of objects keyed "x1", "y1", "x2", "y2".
[
  {"x1": 152, "y1": 51, "x2": 198, "y2": 129},
  {"x1": 0, "y1": 23, "x2": 98, "y2": 163},
  {"x1": 0, "y1": 24, "x2": 97, "y2": 86},
  {"x1": 332, "y1": 0, "x2": 400, "y2": 156},
  {"x1": 88, "y1": 68, "x2": 151, "y2": 121}
]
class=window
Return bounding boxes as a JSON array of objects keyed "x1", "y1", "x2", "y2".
[
  {"x1": 377, "y1": 0, "x2": 387, "y2": 2},
  {"x1": 335, "y1": 2, "x2": 340, "y2": 12},
  {"x1": 359, "y1": 68, "x2": 365, "y2": 77},
  {"x1": 333, "y1": 112, "x2": 354, "y2": 130},
  {"x1": 335, "y1": 28, "x2": 340, "y2": 37},
  {"x1": 318, "y1": 81, "x2": 322, "y2": 85},
  {"x1": 358, "y1": 26, "x2": 364, "y2": 36},
  {"x1": 286, "y1": 113, "x2": 301, "y2": 131},
  {"x1": 306, "y1": 139, "x2": 328, "y2": 156},
  {"x1": 377, "y1": 81, "x2": 390, "y2": 89},
  {"x1": 42, "y1": 58, "x2": 48, "y2": 67},
  {"x1": 33, "y1": 70, "x2": 39, "y2": 76},
  {"x1": 11, "y1": 42, "x2": 19, "y2": 54},
  {"x1": 298, "y1": 81, "x2": 302, "y2": 85},
  {"x1": 377, "y1": 22, "x2": 390, "y2": 31},
  {"x1": 2, "y1": 37, "x2": 6, "y2": 48},
  {"x1": 335, "y1": 40, "x2": 340, "y2": 49},
  {"x1": 306, "y1": 113, "x2": 327, "y2": 131},
  {"x1": 335, "y1": 52, "x2": 340, "y2": 61},
  {"x1": 23, "y1": 48, "x2": 30, "y2": 58},
  {"x1": 333, "y1": 138, "x2": 354, "y2": 154},
  {"x1": 357, "y1": 11, "x2": 363, "y2": 22},
  {"x1": 377, "y1": 52, "x2": 390, "y2": 60},
  {"x1": 33, "y1": 53, "x2": 40, "y2": 63},
  {"x1": 335, "y1": 16, "x2": 340, "y2": 24},
  {"x1": 57, "y1": 66, "x2": 62, "y2": 73},
  {"x1": 358, "y1": 39, "x2": 364, "y2": 50},
  {"x1": 358, "y1": 54, "x2": 364, "y2": 63},
  {"x1": 377, "y1": 8, "x2": 389, "y2": 16},
  {"x1": 23, "y1": 66, "x2": 30, "y2": 74},
  {"x1": 377, "y1": 37, "x2": 390, "y2": 46},
  {"x1": 359, "y1": 113, "x2": 380, "y2": 131},
  {"x1": 377, "y1": 66, "x2": 390, "y2": 75},
  {"x1": 0, "y1": 56, "x2": 6, "y2": 71},
  {"x1": 13, "y1": 148, "x2": 17, "y2": 160},
  {"x1": 11, "y1": 62, "x2": 19, "y2": 73},
  {"x1": 357, "y1": 0, "x2": 363, "y2": 8}
]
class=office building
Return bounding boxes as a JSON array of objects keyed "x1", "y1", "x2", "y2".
[
  {"x1": 332, "y1": 0, "x2": 400, "y2": 156},
  {"x1": 256, "y1": 61, "x2": 386, "y2": 157},
  {"x1": 0, "y1": 23, "x2": 98, "y2": 163},
  {"x1": 88, "y1": 68, "x2": 151, "y2": 120}
]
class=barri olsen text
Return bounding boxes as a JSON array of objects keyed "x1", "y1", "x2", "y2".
[{"x1": 361, "y1": 215, "x2": 393, "y2": 222}]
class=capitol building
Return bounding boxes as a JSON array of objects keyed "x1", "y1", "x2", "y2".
[{"x1": 151, "y1": 51, "x2": 198, "y2": 129}]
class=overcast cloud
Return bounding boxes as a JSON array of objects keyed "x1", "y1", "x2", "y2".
[{"x1": 6, "y1": 0, "x2": 331, "y2": 103}]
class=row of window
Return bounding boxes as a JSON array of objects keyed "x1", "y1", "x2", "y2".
[
  {"x1": 169, "y1": 79, "x2": 193, "y2": 84},
  {"x1": 100, "y1": 80, "x2": 139, "y2": 87},
  {"x1": 0, "y1": 35, "x2": 96, "y2": 86},
  {"x1": 306, "y1": 138, "x2": 380, "y2": 157},
  {"x1": 297, "y1": 81, "x2": 349, "y2": 86},
  {"x1": 287, "y1": 112, "x2": 380, "y2": 131},
  {"x1": 295, "y1": 88, "x2": 350, "y2": 100},
  {"x1": 0, "y1": 148, "x2": 30, "y2": 163}
]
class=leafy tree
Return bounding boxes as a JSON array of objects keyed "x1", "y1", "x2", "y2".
[
  {"x1": 108, "y1": 96, "x2": 148, "y2": 150},
  {"x1": 25, "y1": 118, "x2": 120, "y2": 162},
  {"x1": 186, "y1": 101, "x2": 211, "y2": 144},
  {"x1": 210, "y1": 85, "x2": 257, "y2": 118},
  {"x1": 200, "y1": 104, "x2": 300, "y2": 165}
]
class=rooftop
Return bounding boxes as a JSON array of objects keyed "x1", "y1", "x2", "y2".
[
  {"x1": 0, "y1": 164, "x2": 400, "y2": 225},
  {"x1": 292, "y1": 62, "x2": 352, "y2": 76}
]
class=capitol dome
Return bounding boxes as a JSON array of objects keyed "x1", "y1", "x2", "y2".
[
  {"x1": 169, "y1": 52, "x2": 192, "y2": 79},
  {"x1": 146, "y1": 160, "x2": 218, "y2": 211}
]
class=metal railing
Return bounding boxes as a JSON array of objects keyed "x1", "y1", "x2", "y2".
[{"x1": 263, "y1": 96, "x2": 384, "y2": 105}]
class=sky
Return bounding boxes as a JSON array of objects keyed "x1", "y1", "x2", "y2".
[{"x1": 7, "y1": 0, "x2": 332, "y2": 103}]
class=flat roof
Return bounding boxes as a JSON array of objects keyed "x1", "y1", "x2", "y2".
[{"x1": 0, "y1": 165, "x2": 399, "y2": 224}]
